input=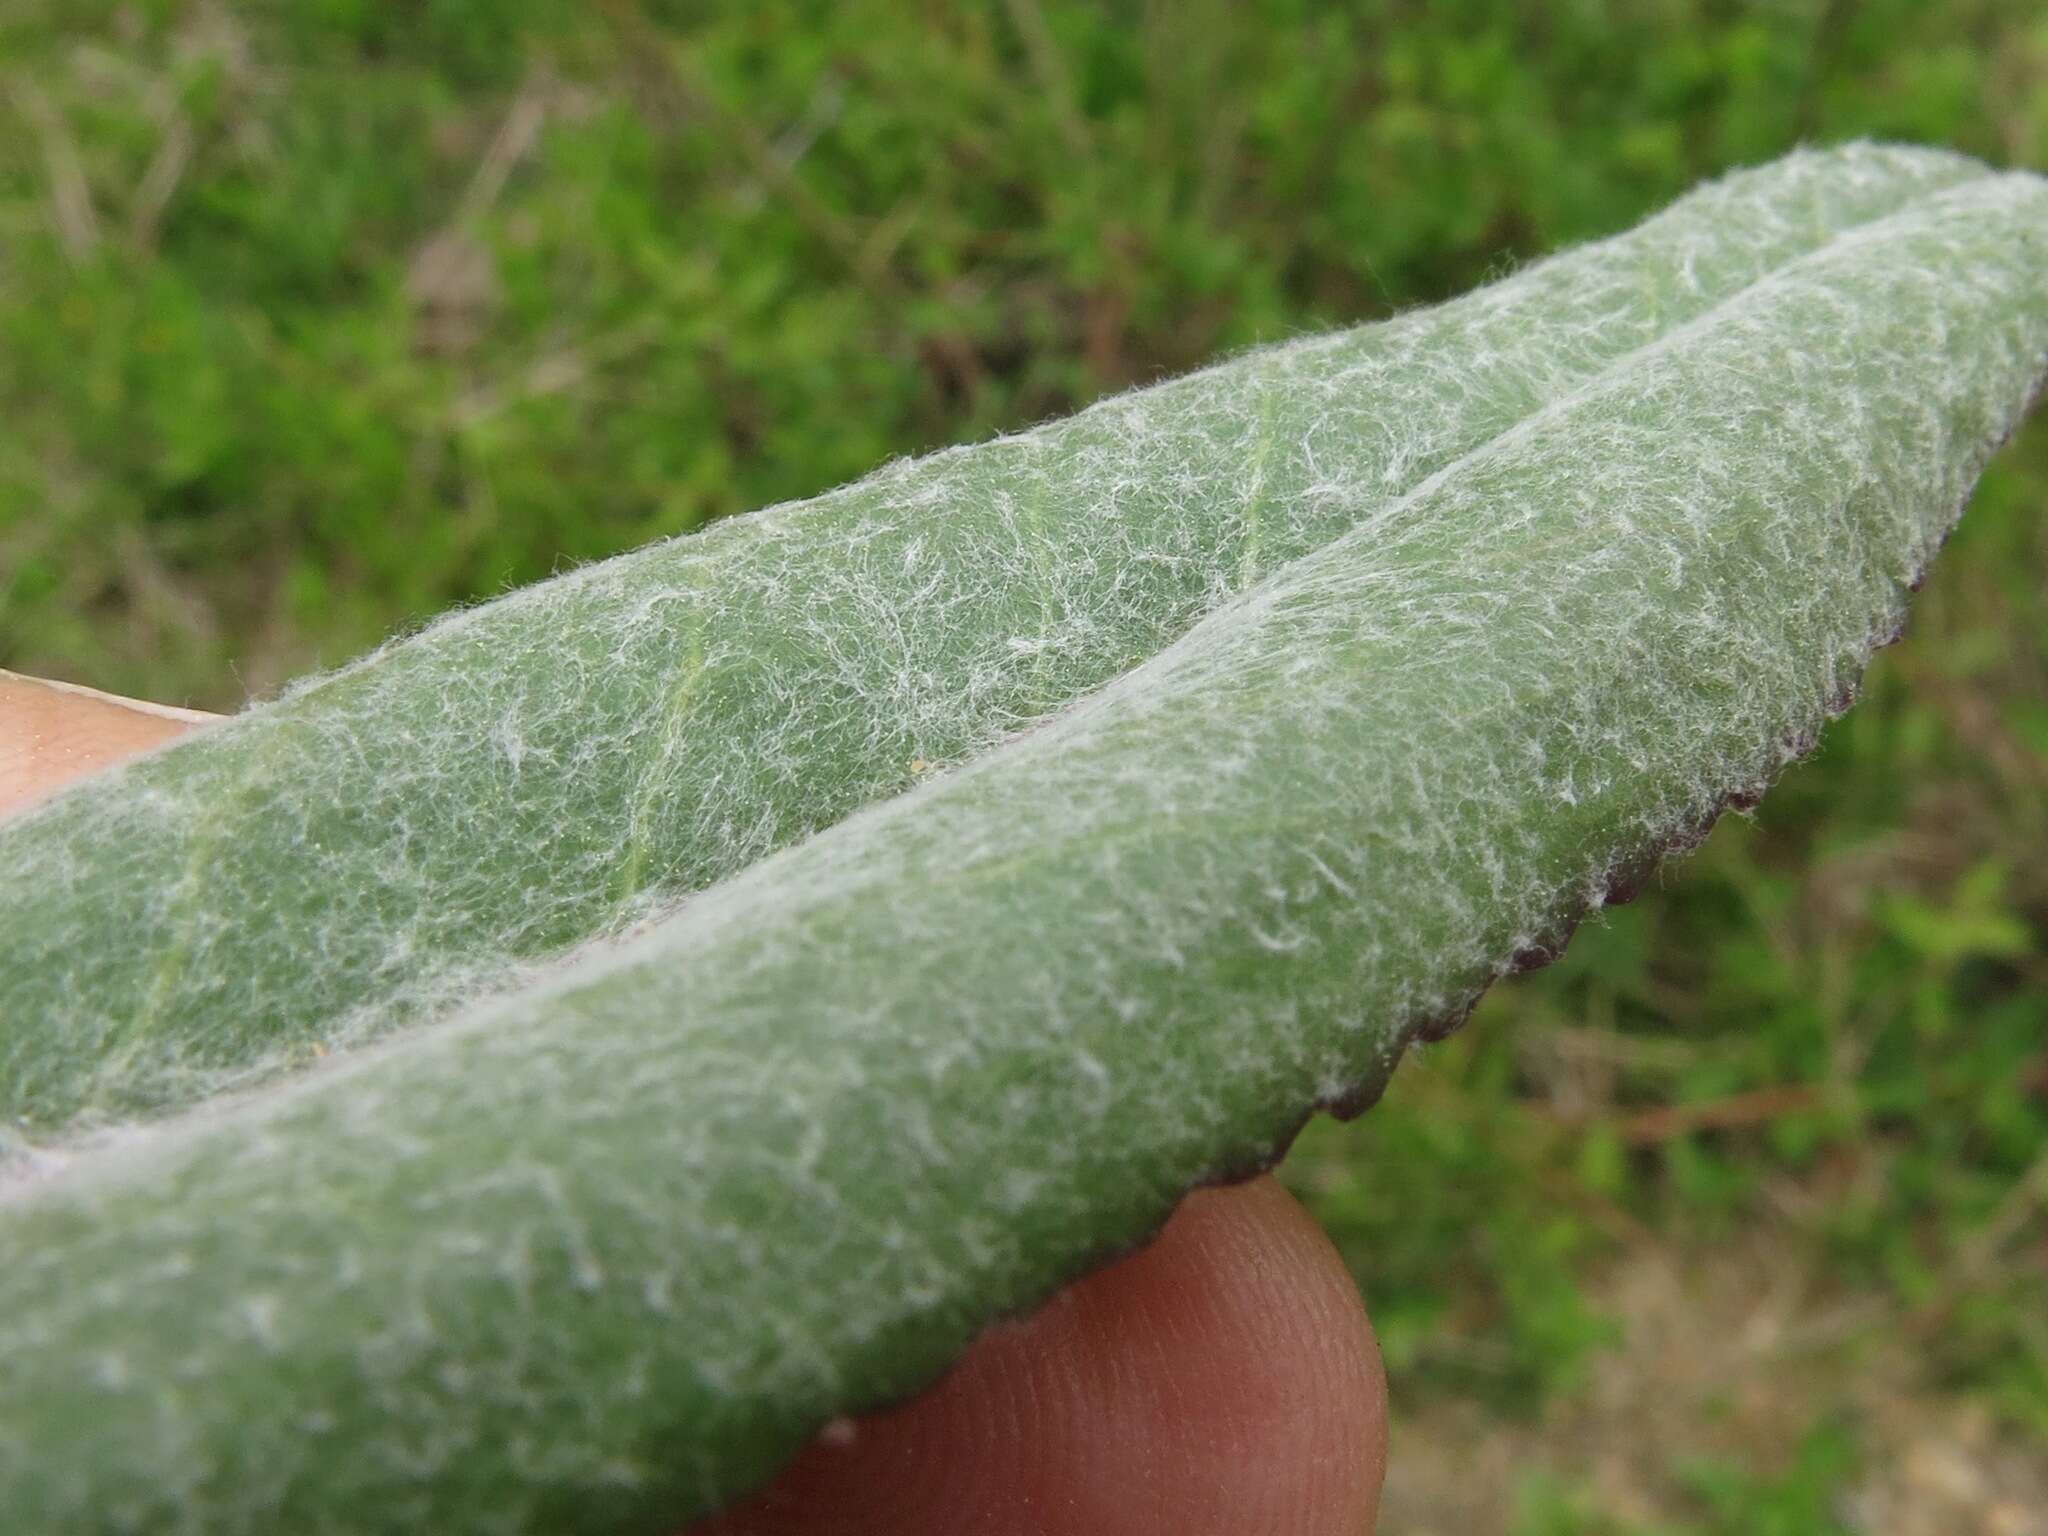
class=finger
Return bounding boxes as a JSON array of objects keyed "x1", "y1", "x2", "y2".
[
  {"x1": 0, "y1": 670, "x2": 216, "y2": 817},
  {"x1": 694, "y1": 1175, "x2": 1387, "y2": 1536}
]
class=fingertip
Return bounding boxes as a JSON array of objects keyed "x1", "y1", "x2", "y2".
[
  {"x1": 0, "y1": 671, "x2": 215, "y2": 817},
  {"x1": 1112, "y1": 1176, "x2": 1387, "y2": 1534},
  {"x1": 696, "y1": 1175, "x2": 1386, "y2": 1535}
]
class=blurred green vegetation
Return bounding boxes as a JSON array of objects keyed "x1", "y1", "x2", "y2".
[{"x1": 3, "y1": 1, "x2": 2045, "y2": 1527}]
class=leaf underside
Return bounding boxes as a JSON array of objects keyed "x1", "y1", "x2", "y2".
[{"x1": 1, "y1": 145, "x2": 2044, "y2": 1533}]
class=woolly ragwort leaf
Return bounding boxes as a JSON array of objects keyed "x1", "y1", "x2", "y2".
[{"x1": 2, "y1": 145, "x2": 2044, "y2": 1532}]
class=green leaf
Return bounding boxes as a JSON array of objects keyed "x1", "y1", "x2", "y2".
[
  {"x1": 0, "y1": 142, "x2": 1992, "y2": 1144},
  {"x1": 2, "y1": 146, "x2": 2045, "y2": 1532}
]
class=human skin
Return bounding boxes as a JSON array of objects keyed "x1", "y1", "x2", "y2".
[{"x1": 0, "y1": 670, "x2": 1389, "y2": 1535}]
